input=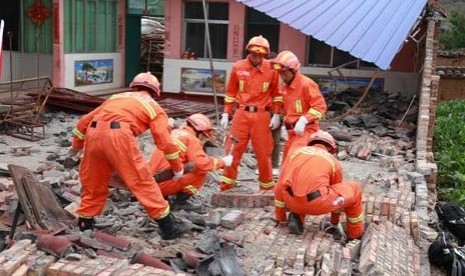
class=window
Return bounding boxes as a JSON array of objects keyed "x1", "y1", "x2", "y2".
[
  {"x1": 64, "y1": 0, "x2": 118, "y2": 53},
  {"x1": 245, "y1": 8, "x2": 279, "y2": 57},
  {"x1": 183, "y1": 2, "x2": 228, "y2": 59},
  {"x1": 0, "y1": 0, "x2": 53, "y2": 53},
  {"x1": 307, "y1": 36, "x2": 376, "y2": 69}
]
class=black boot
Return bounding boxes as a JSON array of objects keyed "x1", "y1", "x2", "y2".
[
  {"x1": 171, "y1": 192, "x2": 206, "y2": 214},
  {"x1": 155, "y1": 213, "x2": 190, "y2": 240},
  {"x1": 78, "y1": 216, "x2": 94, "y2": 232},
  {"x1": 288, "y1": 212, "x2": 304, "y2": 235},
  {"x1": 323, "y1": 222, "x2": 344, "y2": 242}
]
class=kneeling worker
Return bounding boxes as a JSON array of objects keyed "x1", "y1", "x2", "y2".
[
  {"x1": 274, "y1": 130, "x2": 364, "y2": 240},
  {"x1": 149, "y1": 113, "x2": 233, "y2": 212}
]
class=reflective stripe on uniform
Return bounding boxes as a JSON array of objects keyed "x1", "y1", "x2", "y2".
[
  {"x1": 263, "y1": 82, "x2": 269, "y2": 92},
  {"x1": 295, "y1": 100, "x2": 302, "y2": 113},
  {"x1": 110, "y1": 94, "x2": 157, "y2": 119},
  {"x1": 290, "y1": 147, "x2": 336, "y2": 176},
  {"x1": 221, "y1": 175, "x2": 236, "y2": 185},
  {"x1": 165, "y1": 151, "x2": 180, "y2": 160},
  {"x1": 213, "y1": 158, "x2": 219, "y2": 171},
  {"x1": 239, "y1": 80, "x2": 244, "y2": 92},
  {"x1": 347, "y1": 213, "x2": 364, "y2": 224},
  {"x1": 225, "y1": 95, "x2": 236, "y2": 103},
  {"x1": 308, "y1": 108, "x2": 323, "y2": 119},
  {"x1": 274, "y1": 199, "x2": 285, "y2": 208},
  {"x1": 185, "y1": 185, "x2": 198, "y2": 195},
  {"x1": 173, "y1": 138, "x2": 187, "y2": 152},
  {"x1": 259, "y1": 180, "x2": 275, "y2": 189},
  {"x1": 273, "y1": 96, "x2": 283, "y2": 103},
  {"x1": 73, "y1": 127, "x2": 85, "y2": 140},
  {"x1": 158, "y1": 205, "x2": 171, "y2": 219}
]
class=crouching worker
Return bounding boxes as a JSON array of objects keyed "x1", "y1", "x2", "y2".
[
  {"x1": 274, "y1": 130, "x2": 364, "y2": 240},
  {"x1": 68, "y1": 72, "x2": 189, "y2": 240},
  {"x1": 149, "y1": 113, "x2": 233, "y2": 212}
]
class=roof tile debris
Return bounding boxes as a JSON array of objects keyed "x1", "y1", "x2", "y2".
[{"x1": 0, "y1": 86, "x2": 439, "y2": 274}]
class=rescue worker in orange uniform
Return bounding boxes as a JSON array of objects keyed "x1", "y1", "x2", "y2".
[
  {"x1": 274, "y1": 130, "x2": 364, "y2": 240},
  {"x1": 148, "y1": 113, "x2": 233, "y2": 212},
  {"x1": 219, "y1": 35, "x2": 283, "y2": 191},
  {"x1": 68, "y1": 72, "x2": 189, "y2": 240},
  {"x1": 271, "y1": 51, "x2": 327, "y2": 162}
]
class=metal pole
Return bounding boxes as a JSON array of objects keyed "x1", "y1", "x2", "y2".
[
  {"x1": 8, "y1": 32, "x2": 13, "y2": 110},
  {"x1": 36, "y1": 31, "x2": 40, "y2": 101},
  {"x1": 35, "y1": 29, "x2": 42, "y2": 123},
  {"x1": 201, "y1": 0, "x2": 220, "y2": 124}
]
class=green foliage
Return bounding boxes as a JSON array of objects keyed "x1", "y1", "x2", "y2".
[
  {"x1": 440, "y1": 11, "x2": 465, "y2": 50},
  {"x1": 434, "y1": 100, "x2": 465, "y2": 205}
]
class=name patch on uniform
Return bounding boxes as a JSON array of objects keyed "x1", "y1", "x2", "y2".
[{"x1": 237, "y1": 71, "x2": 250, "y2": 78}]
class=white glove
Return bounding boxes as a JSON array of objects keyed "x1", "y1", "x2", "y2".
[
  {"x1": 220, "y1": 113, "x2": 229, "y2": 129},
  {"x1": 222, "y1": 155, "x2": 233, "y2": 167},
  {"x1": 293, "y1": 116, "x2": 308, "y2": 136},
  {"x1": 173, "y1": 169, "x2": 184, "y2": 180},
  {"x1": 280, "y1": 125, "x2": 288, "y2": 141},
  {"x1": 269, "y1": 113, "x2": 281, "y2": 130},
  {"x1": 167, "y1": 117, "x2": 176, "y2": 128}
]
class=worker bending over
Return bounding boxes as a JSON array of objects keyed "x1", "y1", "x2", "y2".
[
  {"x1": 274, "y1": 130, "x2": 364, "y2": 240},
  {"x1": 69, "y1": 72, "x2": 189, "y2": 240},
  {"x1": 148, "y1": 113, "x2": 233, "y2": 212}
]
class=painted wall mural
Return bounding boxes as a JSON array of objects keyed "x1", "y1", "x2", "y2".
[
  {"x1": 181, "y1": 68, "x2": 226, "y2": 94},
  {"x1": 74, "y1": 59, "x2": 114, "y2": 86},
  {"x1": 309, "y1": 75, "x2": 384, "y2": 94}
]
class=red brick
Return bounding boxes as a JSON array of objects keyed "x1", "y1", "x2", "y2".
[{"x1": 210, "y1": 192, "x2": 274, "y2": 208}]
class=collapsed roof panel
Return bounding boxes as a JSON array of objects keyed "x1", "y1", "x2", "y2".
[{"x1": 235, "y1": 0, "x2": 428, "y2": 70}]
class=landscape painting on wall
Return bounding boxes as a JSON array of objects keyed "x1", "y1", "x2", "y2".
[
  {"x1": 309, "y1": 75, "x2": 384, "y2": 94},
  {"x1": 75, "y1": 59, "x2": 114, "y2": 86},
  {"x1": 181, "y1": 68, "x2": 226, "y2": 94}
]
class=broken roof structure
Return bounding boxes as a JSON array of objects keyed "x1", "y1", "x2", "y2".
[{"x1": 235, "y1": 0, "x2": 429, "y2": 70}]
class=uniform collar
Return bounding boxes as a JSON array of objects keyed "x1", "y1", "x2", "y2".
[
  {"x1": 182, "y1": 125, "x2": 197, "y2": 136},
  {"x1": 247, "y1": 58, "x2": 265, "y2": 72},
  {"x1": 286, "y1": 71, "x2": 302, "y2": 89}
]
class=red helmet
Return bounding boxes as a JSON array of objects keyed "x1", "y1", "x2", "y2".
[
  {"x1": 130, "y1": 72, "x2": 161, "y2": 97},
  {"x1": 186, "y1": 113, "x2": 214, "y2": 138},
  {"x1": 271, "y1": 51, "x2": 301, "y2": 71},
  {"x1": 308, "y1": 130, "x2": 337, "y2": 154},
  {"x1": 246, "y1": 35, "x2": 270, "y2": 55}
]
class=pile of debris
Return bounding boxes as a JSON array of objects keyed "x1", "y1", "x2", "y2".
[
  {"x1": 141, "y1": 17, "x2": 165, "y2": 71},
  {"x1": 0, "y1": 86, "x2": 441, "y2": 275}
]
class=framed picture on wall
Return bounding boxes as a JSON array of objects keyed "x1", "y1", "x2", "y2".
[
  {"x1": 181, "y1": 68, "x2": 226, "y2": 94},
  {"x1": 308, "y1": 75, "x2": 384, "y2": 94},
  {"x1": 74, "y1": 59, "x2": 114, "y2": 86}
]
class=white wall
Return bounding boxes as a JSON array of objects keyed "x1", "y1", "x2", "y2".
[
  {"x1": 164, "y1": 59, "x2": 419, "y2": 97},
  {"x1": 64, "y1": 53, "x2": 123, "y2": 93},
  {"x1": 0, "y1": 51, "x2": 52, "y2": 83}
]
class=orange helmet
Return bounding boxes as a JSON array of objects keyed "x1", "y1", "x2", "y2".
[
  {"x1": 246, "y1": 35, "x2": 270, "y2": 55},
  {"x1": 271, "y1": 51, "x2": 301, "y2": 71},
  {"x1": 308, "y1": 130, "x2": 337, "y2": 154},
  {"x1": 130, "y1": 72, "x2": 161, "y2": 97},
  {"x1": 186, "y1": 113, "x2": 214, "y2": 138}
]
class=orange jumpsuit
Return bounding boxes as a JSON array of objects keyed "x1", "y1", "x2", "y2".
[
  {"x1": 221, "y1": 58, "x2": 282, "y2": 191},
  {"x1": 274, "y1": 145, "x2": 364, "y2": 239},
  {"x1": 281, "y1": 72, "x2": 327, "y2": 162},
  {"x1": 148, "y1": 126, "x2": 226, "y2": 196},
  {"x1": 72, "y1": 91, "x2": 182, "y2": 220}
]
